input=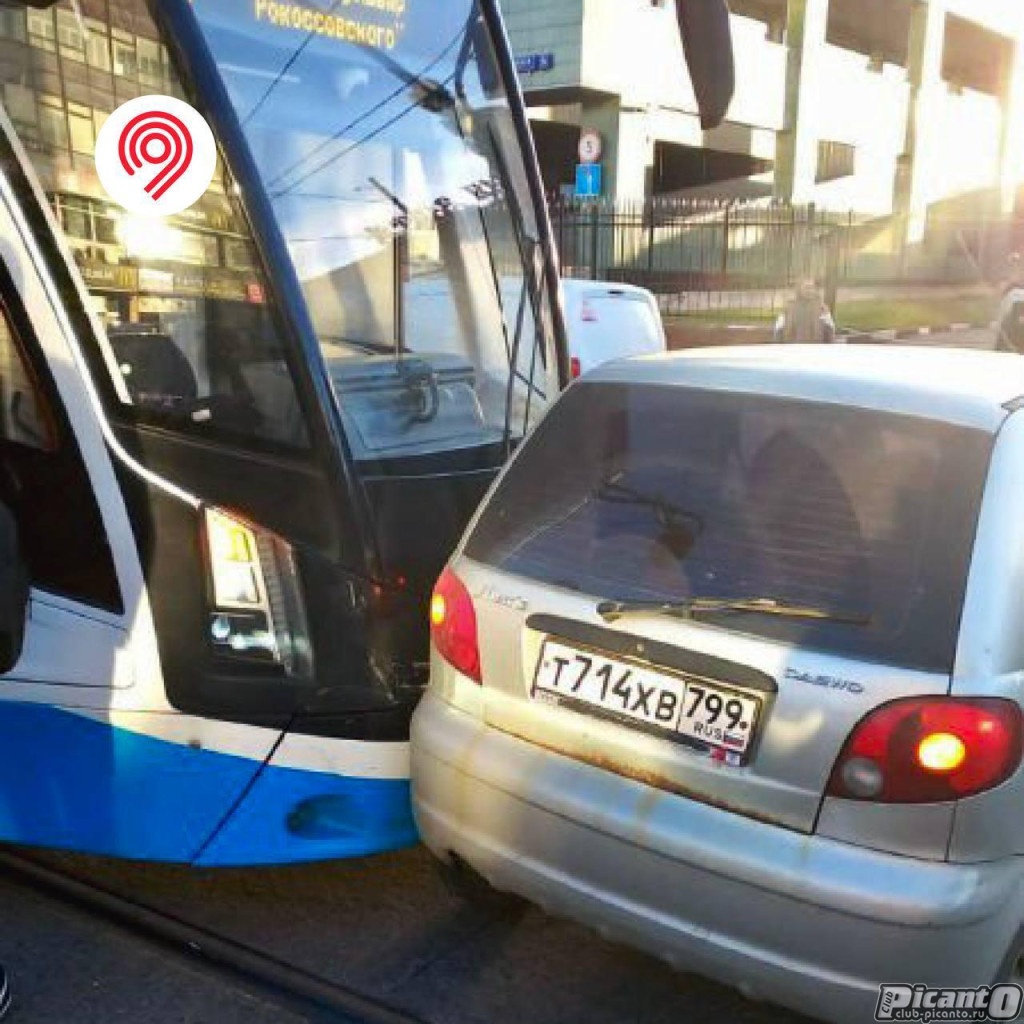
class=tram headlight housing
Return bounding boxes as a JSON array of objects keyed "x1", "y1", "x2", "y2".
[{"x1": 203, "y1": 507, "x2": 313, "y2": 678}]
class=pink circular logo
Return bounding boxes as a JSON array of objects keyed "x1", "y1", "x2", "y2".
[{"x1": 96, "y1": 95, "x2": 217, "y2": 216}]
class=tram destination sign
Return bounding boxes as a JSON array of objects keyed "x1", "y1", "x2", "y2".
[{"x1": 254, "y1": 0, "x2": 408, "y2": 51}]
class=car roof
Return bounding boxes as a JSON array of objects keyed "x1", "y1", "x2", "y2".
[
  {"x1": 585, "y1": 344, "x2": 1024, "y2": 432},
  {"x1": 560, "y1": 279, "x2": 654, "y2": 301}
]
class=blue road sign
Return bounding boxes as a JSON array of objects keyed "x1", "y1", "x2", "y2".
[
  {"x1": 575, "y1": 163, "x2": 603, "y2": 199},
  {"x1": 515, "y1": 53, "x2": 555, "y2": 76}
]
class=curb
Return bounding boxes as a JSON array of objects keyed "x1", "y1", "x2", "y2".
[{"x1": 841, "y1": 322, "x2": 990, "y2": 344}]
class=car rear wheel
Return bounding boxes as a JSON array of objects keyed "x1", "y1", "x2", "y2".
[
  {"x1": 1010, "y1": 953, "x2": 1023, "y2": 985},
  {"x1": 433, "y1": 854, "x2": 529, "y2": 916},
  {"x1": 994, "y1": 931, "x2": 1024, "y2": 985},
  {"x1": 996, "y1": 329, "x2": 1019, "y2": 353}
]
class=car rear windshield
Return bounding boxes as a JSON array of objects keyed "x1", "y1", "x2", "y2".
[{"x1": 465, "y1": 382, "x2": 993, "y2": 673}]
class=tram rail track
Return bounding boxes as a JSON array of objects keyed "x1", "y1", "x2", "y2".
[{"x1": 0, "y1": 849, "x2": 431, "y2": 1024}]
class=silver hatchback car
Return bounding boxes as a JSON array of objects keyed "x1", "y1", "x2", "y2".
[{"x1": 411, "y1": 346, "x2": 1024, "y2": 1024}]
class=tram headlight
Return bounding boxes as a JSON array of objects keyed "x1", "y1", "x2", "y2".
[
  {"x1": 203, "y1": 508, "x2": 313, "y2": 678},
  {"x1": 207, "y1": 511, "x2": 261, "y2": 606}
]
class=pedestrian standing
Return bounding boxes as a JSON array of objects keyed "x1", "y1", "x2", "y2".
[{"x1": 774, "y1": 278, "x2": 838, "y2": 344}]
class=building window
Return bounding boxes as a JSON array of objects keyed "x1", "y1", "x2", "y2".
[
  {"x1": 26, "y1": 9, "x2": 56, "y2": 52},
  {"x1": 111, "y1": 29, "x2": 136, "y2": 77},
  {"x1": 816, "y1": 140, "x2": 856, "y2": 184},
  {"x1": 55, "y1": 8, "x2": 85, "y2": 62},
  {"x1": 0, "y1": 9, "x2": 26, "y2": 44},
  {"x1": 59, "y1": 200, "x2": 90, "y2": 243},
  {"x1": 67, "y1": 101, "x2": 94, "y2": 154},
  {"x1": 38, "y1": 95, "x2": 68, "y2": 151},
  {"x1": 93, "y1": 108, "x2": 110, "y2": 141},
  {"x1": 84, "y1": 17, "x2": 112, "y2": 71},
  {"x1": 2, "y1": 83, "x2": 36, "y2": 131},
  {"x1": 137, "y1": 36, "x2": 163, "y2": 88}
]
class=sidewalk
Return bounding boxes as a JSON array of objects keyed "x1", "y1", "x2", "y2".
[
  {"x1": 663, "y1": 321, "x2": 991, "y2": 354},
  {"x1": 662, "y1": 281, "x2": 997, "y2": 349},
  {"x1": 839, "y1": 323, "x2": 994, "y2": 346},
  {"x1": 665, "y1": 320, "x2": 996, "y2": 351},
  {"x1": 658, "y1": 282, "x2": 995, "y2": 317}
]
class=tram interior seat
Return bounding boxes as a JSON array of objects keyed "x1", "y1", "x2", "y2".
[
  {"x1": 108, "y1": 329, "x2": 199, "y2": 411},
  {"x1": 0, "y1": 499, "x2": 28, "y2": 673},
  {"x1": 239, "y1": 361, "x2": 308, "y2": 447}
]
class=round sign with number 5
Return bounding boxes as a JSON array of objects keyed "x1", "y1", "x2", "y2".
[{"x1": 578, "y1": 130, "x2": 602, "y2": 165}]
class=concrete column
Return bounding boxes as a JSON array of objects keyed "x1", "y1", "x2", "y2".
[
  {"x1": 578, "y1": 95, "x2": 656, "y2": 203},
  {"x1": 893, "y1": 0, "x2": 946, "y2": 244},
  {"x1": 999, "y1": 38, "x2": 1024, "y2": 215},
  {"x1": 775, "y1": 0, "x2": 830, "y2": 203},
  {"x1": 616, "y1": 111, "x2": 657, "y2": 201}
]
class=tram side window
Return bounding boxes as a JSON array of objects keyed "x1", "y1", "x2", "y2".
[
  {"x1": 0, "y1": 0, "x2": 311, "y2": 454},
  {"x1": 0, "y1": 300, "x2": 55, "y2": 452},
  {"x1": 0, "y1": 282, "x2": 121, "y2": 612}
]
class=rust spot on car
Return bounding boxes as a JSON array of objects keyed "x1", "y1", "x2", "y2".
[
  {"x1": 495, "y1": 723, "x2": 798, "y2": 832},
  {"x1": 635, "y1": 787, "x2": 660, "y2": 824}
]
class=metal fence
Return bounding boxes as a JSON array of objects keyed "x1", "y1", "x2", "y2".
[
  {"x1": 549, "y1": 197, "x2": 847, "y2": 317},
  {"x1": 548, "y1": 196, "x2": 1016, "y2": 319}
]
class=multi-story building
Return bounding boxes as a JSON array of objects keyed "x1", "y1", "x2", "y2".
[
  {"x1": 504, "y1": 0, "x2": 1024, "y2": 239},
  {"x1": 0, "y1": 1, "x2": 264, "y2": 331}
]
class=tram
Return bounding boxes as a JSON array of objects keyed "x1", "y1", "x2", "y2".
[{"x1": 0, "y1": 0, "x2": 732, "y2": 865}]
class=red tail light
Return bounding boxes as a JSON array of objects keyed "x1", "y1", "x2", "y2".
[
  {"x1": 827, "y1": 698, "x2": 1022, "y2": 804},
  {"x1": 430, "y1": 568, "x2": 481, "y2": 683},
  {"x1": 570, "y1": 356, "x2": 582, "y2": 379}
]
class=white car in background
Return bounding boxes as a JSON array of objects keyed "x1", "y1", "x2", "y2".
[{"x1": 560, "y1": 279, "x2": 666, "y2": 377}]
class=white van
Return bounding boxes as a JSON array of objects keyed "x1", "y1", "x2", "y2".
[{"x1": 560, "y1": 280, "x2": 666, "y2": 377}]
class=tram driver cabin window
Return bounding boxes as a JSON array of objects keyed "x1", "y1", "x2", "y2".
[{"x1": 0, "y1": 0, "x2": 311, "y2": 454}]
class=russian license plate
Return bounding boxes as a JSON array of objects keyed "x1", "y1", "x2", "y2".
[{"x1": 532, "y1": 639, "x2": 761, "y2": 758}]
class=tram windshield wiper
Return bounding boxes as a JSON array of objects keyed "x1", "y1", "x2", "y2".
[
  {"x1": 596, "y1": 478, "x2": 703, "y2": 558},
  {"x1": 597, "y1": 597, "x2": 871, "y2": 626},
  {"x1": 358, "y1": 46, "x2": 456, "y2": 113},
  {"x1": 476, "y1": 118, "x2": 546, "y2": 456}
]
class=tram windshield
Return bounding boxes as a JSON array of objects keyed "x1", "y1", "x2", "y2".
[
  {"x1": 192, "y1": 0, "x2": 556, "y2": 461},
  {"x1": 0, "y1": 0, "x2": 555, "y2": 461}
]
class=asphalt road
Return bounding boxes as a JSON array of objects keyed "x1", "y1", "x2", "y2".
[
  {"x1": 908, "y1": 325, "x2": 997, "y2": 350},
  {"x1": 0, "y1": 868, "x2": 320, "y2": 1023},
  {"x1": 11, "y1": 844, "x2": 814, "y2": 1024}
]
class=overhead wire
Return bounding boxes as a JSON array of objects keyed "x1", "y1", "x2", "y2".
[{"x1": 264, "y1": 29, "x2": 467, "y2": 195}]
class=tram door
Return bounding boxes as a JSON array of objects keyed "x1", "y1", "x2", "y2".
[{"x1": 0, "y1": 159, "x2": 279, "y2": 863}]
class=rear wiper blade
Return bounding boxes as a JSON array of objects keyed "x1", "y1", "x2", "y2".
[{"x1": 597, "y1": 597, "x2": 871, "y2": 626}]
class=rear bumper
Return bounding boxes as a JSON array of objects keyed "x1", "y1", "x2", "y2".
[{"x1": 411, "y1": 691, "x2": 1024, "y2": 1024}]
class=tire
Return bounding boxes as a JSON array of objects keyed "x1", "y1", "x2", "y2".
[
  {"x1": 993, "y1": 927, "x2": 1024, "y2": 987},
  {"x1": 996, "y1": 327, "x2": 1018, "y2": 353},
  {"x1": 433, "y1": 855, "x2": 529, "y2": 916},
  {"x1": 0, "y1": 964, "x2": 11, "y2": 1020}
]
